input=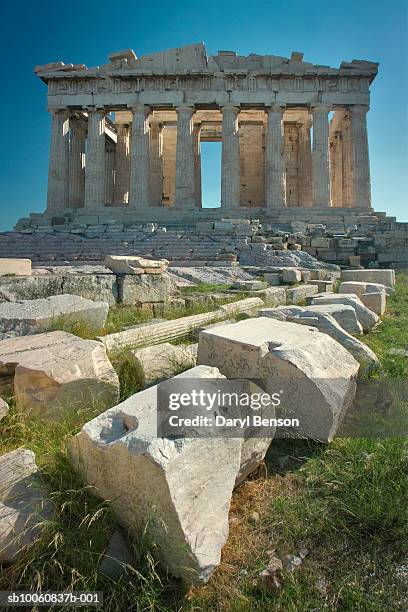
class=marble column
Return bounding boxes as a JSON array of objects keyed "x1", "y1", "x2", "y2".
[
  {"x1": 149, "y1": 123, "x2": 163, "y2": 206},
  {"x1": 175, "y1": 105, "x2": 196, "y2": 209},
  {"x1": 311, "y1": 104, "x2": 331, "y2": 207},
  {"x1": 84, "y1": 108, "x2": 106, "y2": 209},
  {"x1": 351, "y1": 105, "x2": 371, "y2": 209},
  {"x1": 68, "y1": 118, "x2": 85, "y2": 209},
  {"x1": 297, "y1": 118, "x2": 313, "y2": 207},
  {"x1": 46, "y1": 109, "x2": 69, "y2": 213},
  {"x1": 221, "y1": 104, "x2": 241, "y2": 210},
  {"x1": 265, "y1": 105, "x2": 286, "y2": 209},
  {"x1": 113, "y1": 124, "x2": 130, "y2": 205},
  {"x1": 330, "y1": 131, "x2": 343, "y2": 207},
  {"x1": 194, "y1": 123, "x2": 202, "y2": 208},
  {"x1": 129, "y1": 104, "x2": 151, "y2": 209},
  {"x1": 105, "y1": 141, "x2": 115, "y2": 205},
  {"x1": 341, "y1": 111, "x2": 353, "y2": 207}
]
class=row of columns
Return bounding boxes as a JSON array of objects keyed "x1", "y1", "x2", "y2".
[{"x1": 47, "y1": 103, "x2": 371, "y2": 213}]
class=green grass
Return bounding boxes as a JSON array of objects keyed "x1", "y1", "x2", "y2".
[
  {"x1": 363, "y1": 272, "x2": 408, "y2": 378},
  {"x1": 0, "y1": 274, "x2": 407, "y2": 610}
]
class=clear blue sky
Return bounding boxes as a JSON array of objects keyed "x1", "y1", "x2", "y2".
[{"x1": 1, "y1": 0, "x2": 407, "y2": 231}]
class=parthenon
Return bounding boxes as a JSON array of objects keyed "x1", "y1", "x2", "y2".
[{"x1": 35, "y1": 43, "x2": 378, "y2": 221}]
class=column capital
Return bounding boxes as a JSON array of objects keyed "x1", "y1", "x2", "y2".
[
  {"x1": 311, "y1": 103, "x2": 332, "y2": 113},
  {"x1": 351, "y1": 104, "x2": 370, "y2": 114},
  {"x1": 174, "y1": 104, "x2": 195, "y2": 113},
  {"x1": 266, "y1": 104, "x2": 285, "y2": 114},
  {"x1": 48, "y1": 107, "x2": 69, "y2": 115},
  {"x1": 220, "y1": 104, "x2": 240, "y2": 113},
  {"x1": 129, "y1": 104, "x2": 151, "y2": 115}
]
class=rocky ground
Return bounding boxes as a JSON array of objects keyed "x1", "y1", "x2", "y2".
[{"x1": 0, "y1": 257, "x2": 406, "y2": 611}]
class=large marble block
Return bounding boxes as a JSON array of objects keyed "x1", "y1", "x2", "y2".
[
  {"x1": 0, "y1": 332, "x2": 119, "y2": 418},
  {"x1": 69, "y1": 366, "x2": 273, "y2": 584},
  {"x1": 197, "y1": 317, "x2": 359, "y2": 441}
]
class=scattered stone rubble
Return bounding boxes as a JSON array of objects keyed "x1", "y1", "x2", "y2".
[{"x1": 0, "y1": 257, "x2": 394, "y2": 584}]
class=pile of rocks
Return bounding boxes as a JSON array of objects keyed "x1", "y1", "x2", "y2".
[{"x1": 0, "y1": 261, "x2": 394, "y2": 582}]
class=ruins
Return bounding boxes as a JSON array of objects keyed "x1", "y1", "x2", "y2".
[{"x1": 33, "y1": 42, "x2": 378, "y2": 222}]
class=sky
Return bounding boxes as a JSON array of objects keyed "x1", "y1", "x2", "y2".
[{"x1": 1, "y1": 0, "x2": 407, "y2": 231}]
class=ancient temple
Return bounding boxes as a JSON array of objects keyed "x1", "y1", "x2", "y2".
[{"x1": 35, "y1": 43, "x2": 378, "y2": 222}]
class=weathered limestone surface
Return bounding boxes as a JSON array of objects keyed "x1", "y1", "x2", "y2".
[
  {"x1": 99, "y1": 298, "x2": 264, "y2": 352},
  {"x1": 253, "y1": 287, "x2": 286, "y2": 307},
  {"x1": 197, "y1": 317, "x2": 359, "y2": 441},
  {"x1": 259, "y1": 306, "x2": 379, "y2": 374},
  {"x1": 360, "y1": 292, "x2": 386, "y2": 316},
  {"x1": 59, "y1": 274, "x2": 118, "y2": 305},
  {"x1": 131, "y1": 342, "x2": 196, "y2": 384},
  {"x1": 0, "y1": 273, "x2": 118, "y2": 306},
  {"x1": 293, "y1": 303, "x2": 363, "y2": 334},
  {"x1": 69, "y1": 366, "x2": 270, "y2": 584},
  {"x1": 233, "y1": 280, "x2": 267, "y2": 291},
  {"x1": 310, "y1": 294, "x2": 379, "y2": 331},
  {"x1": 0, "y1": 397, "x2": 9, "y2": 420},
  {"x1": 286, "y1": 284, "x2": 318, "y2": 304},
  {"x1": 0, "y1": 294, "x2": 109, "y2": 336},
  {"x1": 0, "y1": 449, "x2": 52, "y2": 562},
  {"x1": 0, "y1": 332, "x2": 119, "y2": 418},
  {"x1": 104, "y1": 255, "x2": 169, "y2": 275},
  {"x1": 0, "y1": 259, "x2": 32, "y2": 277},
  {"x1": 340, "y1": 269, "x2": 395, "y2": 288},
  {"x1": 282, "y1": 268, "x2": 302, "y2": 284},
  {"x1": 118, "y1": 272, "x2": 173, "y2": 305},
  {"x1": 338, "y1": 281, "x2": 388, "y2": 297}
]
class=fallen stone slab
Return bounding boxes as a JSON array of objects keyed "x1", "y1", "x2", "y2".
[
  {"x1": 286, "y1": 284, "x2": 318, "y2": 304},
  {"x1": 0, "y1": 449, "x2": 52, "y2": 562},
  {"x1": 282, "y1": 268, "x2": 302, "y2": 284},
  {"x1": 105, "y1": 255, "x2": 169, "y2": 275},
  {"x1": 310, "y1": 294, "x2": 379, "y2": 332},
  {"x1": 360, "y1": 292, "x2": 386, "y2": 316},
  {"x1": 232, "y1": 280, "x2": 268, "y2": 291},
  {"x1": 131, "y1": 342, "x2": 197, "y2": 384},
  {"x1": 197, "y1": 317, "x2": 359, "y2": 441},
  {"x1": 264, "y1": 272, "x2": 281, "y2": 286},
  {"x1": 0, "y1": 275, "x2": 64, "y2": 303},
  {"x1": 118, "y1": 273, "x2": 173, "y2": 305},
  {"x1": 61, "y1": 273, "x2": 119, "y2": 305},
  {"x1": 0, "y1": 273, "x2": 118, "y2": 305},
  {"x1": 339, "y1": 281, "x2": 389, "y2": 297},
  {"x1": 0, "y1": 294, "x2": 109, "y2": 336},
  {"x1": 0, "y1": 259, "x2": 31, "y2": 277},
  {"x1": 340, "y1": 269, "x2": 395, "y2": 289},
  {"x1": 289, "y1": 303, "x2": 363, "y2": 335},
  {"x1": 69, "y1": 365, "x2": 272, "y2": 584},
  {"x1": 254, "y1": 287, "x2": 286, "y2": 307},
  {"x1": 0, "y1": 397, "x2": 9, "y2": 420},
  {"x1": 98, "y1": 298, "x2": 264, "y2": 353},
  {"x1": 0, "y1": 332, "x2": 119, "y2": 418},
  {"x1": 259, "y1": 306, "x2": 379, "y2": 375}
]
